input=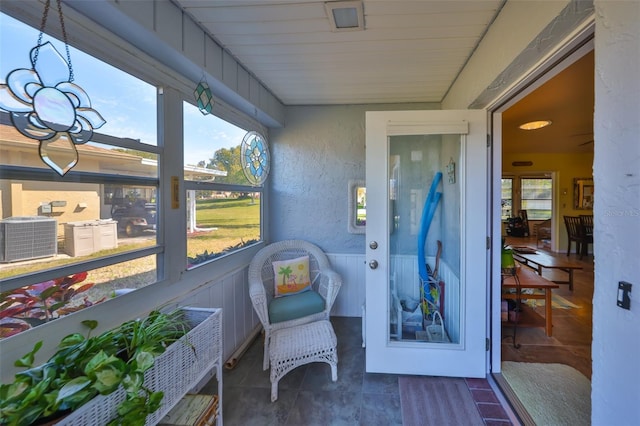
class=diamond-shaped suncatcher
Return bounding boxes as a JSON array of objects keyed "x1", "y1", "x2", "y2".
[{"x1": 194, "y1": 77, "x2": 214, "y2": 115}]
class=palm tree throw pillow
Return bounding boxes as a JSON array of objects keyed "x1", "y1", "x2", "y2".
[{"x1": 272, "y1": 256, "x2": 311, "y2": 297}]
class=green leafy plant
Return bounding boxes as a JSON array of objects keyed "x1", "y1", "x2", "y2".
[
  {"x1": 0, "y1": 310, "x2": 189, "y2": 426},
  {"x1": 187, "y1": 238, "x2": 259, "y2": 267},
  {"x1": 0, "y1": 272, "x2": 106, "y2": 339}
]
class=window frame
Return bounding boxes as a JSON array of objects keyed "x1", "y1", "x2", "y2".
[
  {"x1": 0, "y1": 123, "x2": 163, "y2": 295},
  {"x1": 519, "y1": 176, "x2": 553, "y2": 220},
  {"x1": 0, "y1": 7, "x2": 268, "y2": 342},
  {"x1": 182, "y1": 98, "x2": 268, "y2": 268},
  {"x1": 500, "y1": 176, "x2": 514, "y2": 220}
]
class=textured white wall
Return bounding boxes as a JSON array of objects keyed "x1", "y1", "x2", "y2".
[
  {"x1": 592, "y1": 1, "x2": 640, "y2": 424},
  {"x1": 268, "y1": 103, "x2": 437, "y2": 253}
]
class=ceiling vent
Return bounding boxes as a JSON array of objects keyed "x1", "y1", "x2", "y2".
[{"x1": 325, "y1": 1, "x2": 365, "y2": 32}]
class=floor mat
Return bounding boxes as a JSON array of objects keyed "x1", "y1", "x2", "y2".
[
  {"x1": 398, "y1": 376, "x2": 484, "y2": 426},
  {"x1": 501, "y1": 361, "x2": 591, "y2": 426},
  {"x1": 523, "y1": 293, "x2": 582, "y2": 309}
]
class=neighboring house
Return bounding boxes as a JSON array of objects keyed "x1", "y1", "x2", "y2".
[
  {"x1": 0, "y1": 2, "x2": 637, "y2": 425},
  {"x1": 0, "y1": 124, "x2": 225, "y2": 240}
]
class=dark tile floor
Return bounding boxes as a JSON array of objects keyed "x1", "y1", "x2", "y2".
[{"x1": 201, "y1": 317, "x2": 515, "y2": 425}]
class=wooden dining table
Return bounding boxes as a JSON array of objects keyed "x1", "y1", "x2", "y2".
[
  {"x1": 502, "y1": 265, "x2": 560, "y2": 337},
  {"x1": 511, "y1": 250, "x2": 583, "y2": 291}
]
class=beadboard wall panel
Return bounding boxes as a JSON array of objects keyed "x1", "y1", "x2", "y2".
[
  {"x1": 176, "y1": 253, "x2": 365, "y2": 362},
  {"x1": 439, "y1": 261, "x2": 461, "y2": 343},
  {"x1": 155, "y1": 0, "x2": 182, "y2": 52},
  {"x1": 389, "y1": 254, "x2": 460, "y2": 343},
  {"x1": 175, "y1": 253, "x2": 460, "y2": 361},
  {"x1": 183, "y1": 14, "x2": 205, "y2": 67},
  {"x1": 327, "y1": 253, "x2": 366, "y2": 318}
]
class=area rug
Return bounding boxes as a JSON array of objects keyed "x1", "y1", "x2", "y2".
[
  {"x1": 523, "y1": 293, "x2": 581, "y2": 309},
  {"x1": 501, "y1": 361, "x2": 591, "y2": 426},
  {"x1": 399, "y1": 376, "x2": 483, "y2": 426}
]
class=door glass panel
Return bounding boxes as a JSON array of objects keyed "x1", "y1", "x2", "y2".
[{"x1": 388, "y1": 133, "x2": 461, "y2": 345}]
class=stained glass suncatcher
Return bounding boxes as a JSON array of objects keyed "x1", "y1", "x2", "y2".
[
  {"x1": 0, "y1": 0, "x2": 105, "y2": 176},
  {"x1": 194, "y1": 79, "x2": 213, "y2": 115},
  {"x1": 241, "y1": 131, "x2": 270, "y2": 186}
]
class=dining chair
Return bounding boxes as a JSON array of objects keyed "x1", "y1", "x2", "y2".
[
  {"x1": 579, "y1": 214, "x2": 594, "y2": 257},
  {"x1": 564, "y1": 216, "x2": 591, "y2": 259}
]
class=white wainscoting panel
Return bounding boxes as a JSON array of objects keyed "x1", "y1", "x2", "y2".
[
  {"x1": 178, "y1": 267, "x2": 259, "y2": 364},
  {"x1": 387, "y1": 254, "x2": 461, "y2": 343},
  {"x1": 327, "y1": 253, "x2": 366, "y2": 317},
  {"x1": 438, "y1": 261, "x2": 460, "y2": 343},
  {"x1": 175, "y1": 252, "x2": 369, "y2": 364},
  {"x1": 175, "y1": 252, "x2": 461, "y2": 362}
]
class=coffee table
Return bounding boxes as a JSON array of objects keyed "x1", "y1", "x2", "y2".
[{"x1": 512, "y1": 250, "x2": 583, "y2": 291}]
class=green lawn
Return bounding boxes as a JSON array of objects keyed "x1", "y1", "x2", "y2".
[
  {"x1": 187, "y1": 196, "x2": 261, "y2": 258},
  {"x1": 1, "y1": 196, "x2": 260, "y2": 284}
]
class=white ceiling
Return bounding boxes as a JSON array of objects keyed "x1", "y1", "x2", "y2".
[
  {"x1": 175, "y1": 0, "x2": 505, "y2": 105},
  {"x1": 173, "y1": 0, "x2": 593, "y2": 154}
]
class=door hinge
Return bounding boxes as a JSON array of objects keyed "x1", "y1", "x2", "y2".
[
  {"x1": 487, "y1": 134, "x2": 491, "y2": 148},
  {"x1": 486, "y1": 338, "x2": 490, "y2": 351},
  {"x1": 486, "y1": 236, "x2": 491, "y2": 249}
]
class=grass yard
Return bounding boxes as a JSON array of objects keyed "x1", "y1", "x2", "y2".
[
  {"x1": 187, "y1": 196, "x2": 261, "y2": 258},
  {"x1": 0, "y1": 196, "x2": 260, "y2": 280}
]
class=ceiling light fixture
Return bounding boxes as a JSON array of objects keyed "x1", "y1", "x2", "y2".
[
  {"x1": 325, "y1": 1, "x2": 364, "y2": 32},
  {"x1": 519, "y1": 120, "x2": 552, "y2": 130}
]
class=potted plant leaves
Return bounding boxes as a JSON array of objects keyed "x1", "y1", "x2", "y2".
[{"x1": 0, "y1": 309, "x2": 189, "y2": 426}]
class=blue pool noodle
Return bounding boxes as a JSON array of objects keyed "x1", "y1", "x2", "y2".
[{"x1": 418, "y1": 172, "x2": 443, "y2": 282}]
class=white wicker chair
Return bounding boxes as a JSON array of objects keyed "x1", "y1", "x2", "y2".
[{"x1": 248, "y1": 239, "x2": 342, "y2": 370}]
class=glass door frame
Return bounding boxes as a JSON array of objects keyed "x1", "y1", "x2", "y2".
[{"x1": 365, "y1": 109, "x2": 489, "y2": 378}]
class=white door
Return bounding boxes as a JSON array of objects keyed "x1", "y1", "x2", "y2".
[{"x1": 365, "y1": 110, "x2": 488, "y2": 377}]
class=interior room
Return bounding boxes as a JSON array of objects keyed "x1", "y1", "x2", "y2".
[
  {"x1": 0, "y1": 1, "x2": 638, "y2": 426},
  {"x1": 498, "y1": 49, "x2": 595, "y2": 423}
]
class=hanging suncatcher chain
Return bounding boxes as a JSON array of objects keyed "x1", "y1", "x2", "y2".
[{"x1": 33, "y1": 0, "x2": 74, "y2": 82}]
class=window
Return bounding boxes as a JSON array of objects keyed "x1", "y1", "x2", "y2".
[
  {"x1": 501, "y1": 178, "x2": 513, "y2": 220},
  {"x1": 520, "y1": 177, "x2": 552, "y2": 220},
  {"x1": 183, "y1": 102, "x2": 263, "y2": 268},
  {"x1": 0, "y1": 14, "x2": 161, "y2": 338}
]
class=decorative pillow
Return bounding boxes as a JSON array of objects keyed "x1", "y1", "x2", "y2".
[{"x1": 272, "y1": 255, "x2": 311, "y2": 297}]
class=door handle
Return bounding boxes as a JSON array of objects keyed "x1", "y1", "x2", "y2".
[{"x1": 368, "y1": 260, "x2": 378, "y2": 269}]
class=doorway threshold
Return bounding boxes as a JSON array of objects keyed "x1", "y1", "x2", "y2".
[{"x1": 492, "y1": 372, "x2": 535, "y2": 426}]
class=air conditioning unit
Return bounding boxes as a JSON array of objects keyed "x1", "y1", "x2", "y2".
[{"x1": 0, "y1": 216, "x2": 58, "y2": 263}]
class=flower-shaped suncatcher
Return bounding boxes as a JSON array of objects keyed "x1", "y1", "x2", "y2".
[
  {"x1": 0, "y1": 0, "x2": 105, "y2": 176},
  {"x1": 241, "y1": 131, "x2": 270, "y2": 186}
]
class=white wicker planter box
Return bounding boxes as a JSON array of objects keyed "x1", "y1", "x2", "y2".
[{"x1": 56, "y1": 307, "x2": 222, "y2": 426}]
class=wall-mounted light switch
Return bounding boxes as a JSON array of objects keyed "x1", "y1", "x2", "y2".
[{"x1": 617, "y1": 281, "x2": 632, "y2": 310}]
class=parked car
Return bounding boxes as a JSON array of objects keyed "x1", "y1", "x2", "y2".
[{"x1": 111, "y1": 199, "x2": 156, "y2": 237}]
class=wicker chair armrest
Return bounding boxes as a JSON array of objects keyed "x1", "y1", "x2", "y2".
[
  {"x1": 248, "y1": 276, "x2": 271, "y2": 327},
  {"x1": 316, "y1": 269, "x2": 342, "y2": 312}
]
